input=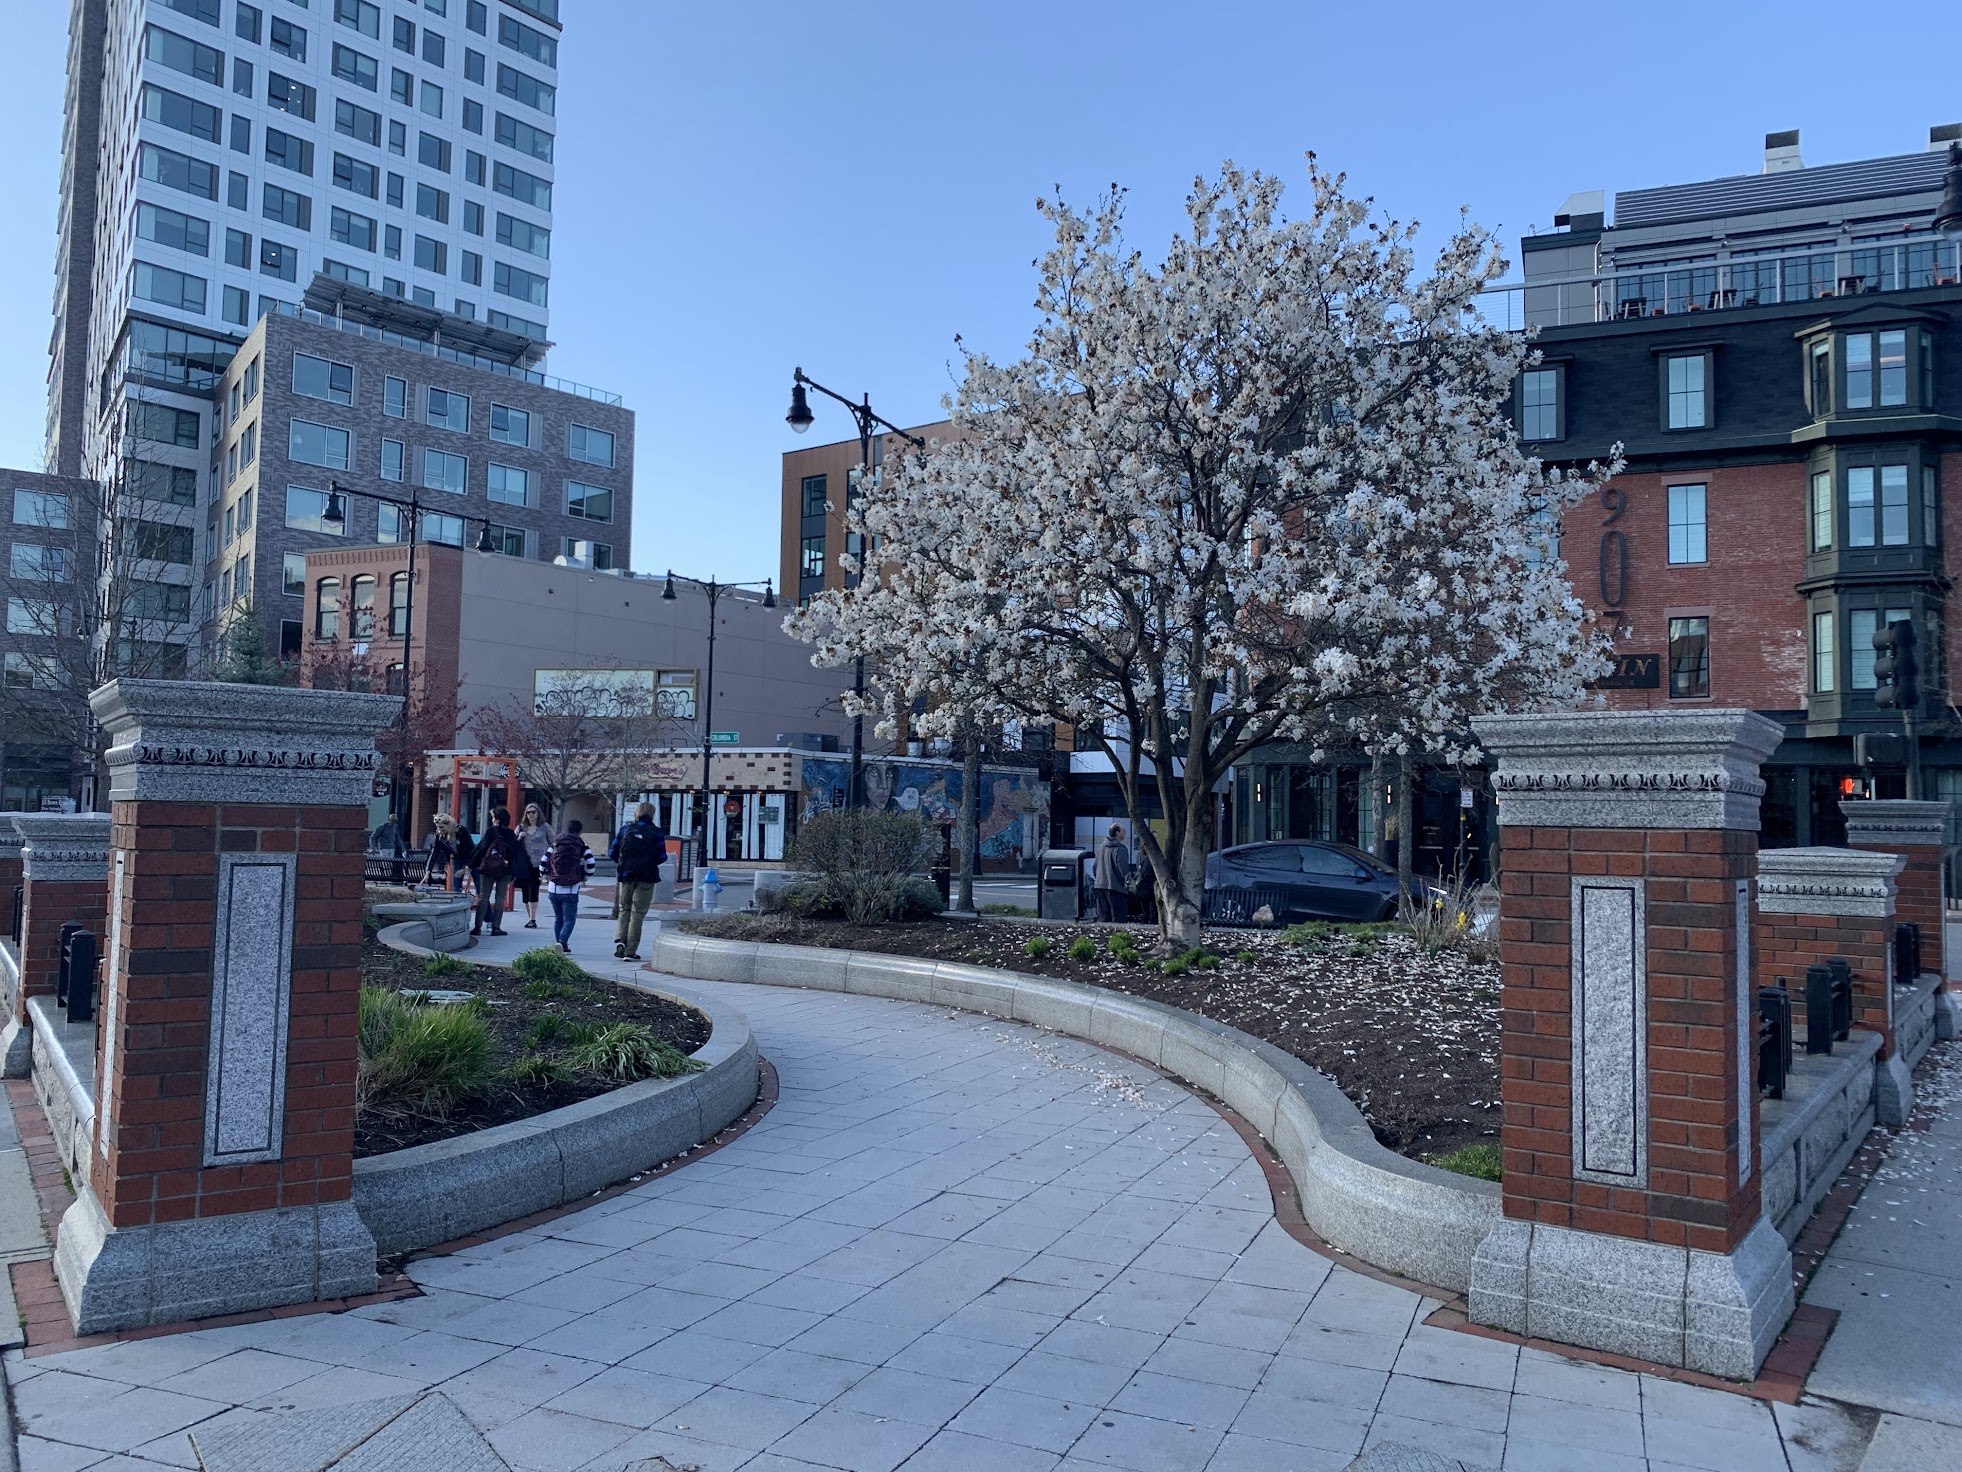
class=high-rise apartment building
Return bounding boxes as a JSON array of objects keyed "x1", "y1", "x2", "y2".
[{"x1": 43, "y1": 0, "x2": 563, "y2": 636}]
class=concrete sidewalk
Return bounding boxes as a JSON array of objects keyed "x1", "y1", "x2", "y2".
[{"x1": 0, "y1": 912, "x2": 1959, "y2": 1468}]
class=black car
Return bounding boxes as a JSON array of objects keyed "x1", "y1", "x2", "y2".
[{"x1": 1204, "y1": 840, "x2": 1426, "y2": 924}]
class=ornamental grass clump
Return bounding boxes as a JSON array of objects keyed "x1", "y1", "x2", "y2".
[
  {"x1": 512, "y1": 947, "x2": 586, "y2": 984},
  {"x1": 569, "y1": 1023, "x2": 704, "y2": 1082},
  {"x1": 357, "y1": 984, "x2": 494, "y2": 1115},
  {"x1": 421, "y1": 953, "x2": 470, "y2": 979}
]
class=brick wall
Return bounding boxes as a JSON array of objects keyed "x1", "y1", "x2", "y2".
[
  {"x1": 1754, "y1": 909, "x2": 1891, "y2": 1043},
  {"x1": 16, "y1": 877, "x2": 107, "y2": 1023},
  {"x1": 1499, "y1": 824, "x2": 1758, "y2": 1255},
  {"x1": 1560, "y1": 463, "x2": 1810, "y2": 713},
  {"x1": 92, "y1": 802, "x2": 367, "y2": 1230}
]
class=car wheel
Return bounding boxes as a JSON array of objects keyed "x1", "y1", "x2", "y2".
[{"x1": 1379, "y1": 898, "x2": 1399, "y2": 923}]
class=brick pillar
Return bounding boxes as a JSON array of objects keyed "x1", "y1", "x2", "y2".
[
  {"x1": 1467, "y1": 709, "x2": 1792, "y2": 1379},
  {"x1": 52, "y1": 678, "x2": 399, "y2": 1333},
  {"x1": 3, "y1": 815, "x2": 111, "y2": 1077},
  {"x1": 1754, "y1": 846, "x2": 1911, "y2": 1122},
  {"x1": 1839, "y1": 799, "x2": 1946, "y2": 985}
]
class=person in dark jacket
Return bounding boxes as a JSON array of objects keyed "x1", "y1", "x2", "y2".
[
  {"x1": 471, "y1": 807, "x2": 523, "y2": 938},
  {"x1": 545, "y1": 821, "x2": 597, "y2": 952},
  {"x1": 1093, "y1": 824, "x2": 1132, "y2": 923},
  {"x1": 611, "y1": 802, "x2": 669, "y2": 961}
]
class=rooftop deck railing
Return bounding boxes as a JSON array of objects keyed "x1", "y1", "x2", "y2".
[{"x1": 1480, "y1": 236, "x2": 1962, "y2": 331}]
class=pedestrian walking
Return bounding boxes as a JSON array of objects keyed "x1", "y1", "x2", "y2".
[
  {"x1": 421, "y1": 817, "x2": 455, "y2": 891},
  {"x1": 612, "y1": 801, "x2": 668, "y2": 961},
  {"x1": 1094, "y1": 823, "x2": 1132, "y2": 923},
  {"x1": 546, "y1": 820, "x2": 597, "y2": 953},
  {"x1": 517, "y1": 802, "x2": 555, "y2": 929},
  {"x1": 471, "y1": 806, "x2": 523, "y2": 938}
]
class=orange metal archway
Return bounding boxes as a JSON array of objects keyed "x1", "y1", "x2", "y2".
[{"x1": 449, "y1": 755, "x2": 524, "y2": 828}]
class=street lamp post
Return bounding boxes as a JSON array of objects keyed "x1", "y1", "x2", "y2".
[
  {"x1": 322, "y1": 480, "x2": 498, "y2": 849},
  {"x1": 785, "y1": 368, "x2": 924, "y2": 811},
  {"x1": 662, "y1": 571, "x2": 775, "y2": 863}
]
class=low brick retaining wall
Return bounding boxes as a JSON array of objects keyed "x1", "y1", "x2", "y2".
[
  {"x1": 651, "y1": 929, "x2": 1501, "y2": 1294},
  {"x1": 368, "y1": 924, "x2": 759, "y2": 1256}
]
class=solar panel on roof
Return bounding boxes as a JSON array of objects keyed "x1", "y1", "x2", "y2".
[{"x1": 1615, "y1": 151, "x2": 1949, "y2": 230}]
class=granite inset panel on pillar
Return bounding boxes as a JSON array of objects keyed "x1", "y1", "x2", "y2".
[
  {"x1": 95, "y1": 853, "x2": 125, "y2": 1159},
  {"x1": 1572, "y1": 876, "x2": 1646, "y2": 1188},
  {"x1": 204, "y1": 854, "x2": 297, "y2": 1166}
]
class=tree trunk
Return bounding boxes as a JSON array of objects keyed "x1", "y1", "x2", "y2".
[
  {"x1": 956, "y1": 727, "x2": 980, "y2": 913},
  {"x1": 1394, "y1": 750, "x2": 1414, "y2": 911},
  {"x1": 1368, "y1": 751, "x2": 1387, "y2": 861}
]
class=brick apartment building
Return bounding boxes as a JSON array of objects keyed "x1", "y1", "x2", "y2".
[
  {"x1": 209, "y1": 289, "x2": 634, "y2": 659},
  {"x1": 778, "y1": 417, "x2": 951, "y2": 607},
  {"x1": 1517, "y1": 129, "x2": 1962, "y2": 854}
]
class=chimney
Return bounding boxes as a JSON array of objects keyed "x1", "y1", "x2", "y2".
[
  {"x1": 1763, "y1": 130, "x2": 1803, "y2": 175},
  {"x1": 1932, "y1": 123, "x2": 1962, "y2": 152}
]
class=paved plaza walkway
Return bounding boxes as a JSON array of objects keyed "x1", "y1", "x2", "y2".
[{"x1": 0, "y1": 907, "x2": 1952, "y2": 1469}]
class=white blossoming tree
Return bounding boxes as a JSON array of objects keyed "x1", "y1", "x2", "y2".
[{"x1": 791, "y1": 158, "x2": 1613, "y2": 949}]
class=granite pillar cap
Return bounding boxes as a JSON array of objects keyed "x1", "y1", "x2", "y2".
[
  {"x1": 12, "y1": 813, "x2": 113, "y2": 882},
  {"x1": 1756, "y1": 845, "x2": 1902, "y2": 917},
  {"x1": 1838, "y1": 799, "x2": 1950, "y2": 848},
  {"x1": 1471, "y1": 708, "x2": 1785, "y2": 831},
  {"x1": 89, "y1": 679, "x2": 404, "y2": 807}
]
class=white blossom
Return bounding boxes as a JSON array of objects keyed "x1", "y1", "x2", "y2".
[{"x1": 790, "y1": 158, "x2": 1617, "y2": 948}]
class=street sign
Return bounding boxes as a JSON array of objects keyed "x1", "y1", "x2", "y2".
[{"x1": 708, "y1": 731, "x2": 740, "y2": 745}]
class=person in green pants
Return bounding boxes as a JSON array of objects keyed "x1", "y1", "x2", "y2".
[{"x1": 611, "y1": 801, "x2": 668, "y2": 961}]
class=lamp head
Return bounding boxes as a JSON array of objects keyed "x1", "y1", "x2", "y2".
[
  {"x1": 476, "y1": 521, "x2": 496, "y2": 554},
  {"x1": 322, "y1": 490, "x2": 347, "y2": 527},
  {"x1": 1937, "y1": 141, "x2": 1962, "y2": 243},
  {"x1": 762, "y1": 579, "x2": 776, "y2": 609},
  {"x1": 786, "y1": 380, "x2": 813, "y2": 434},
  {"x1": 661, "y1": 570, "x2": 677, "y2": 601}
]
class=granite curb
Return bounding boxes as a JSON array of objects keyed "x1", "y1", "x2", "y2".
[
  {"x1": 648, "y1": 928, "x2": 1501, "y2": 1294},
  {"x1": 364, "y1": 922, "x2": 759, "y2": 1256}
]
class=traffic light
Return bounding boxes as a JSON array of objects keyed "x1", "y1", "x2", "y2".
[{"x1": 1872, "y1": 619, "x2": 1919, "y2": 710}]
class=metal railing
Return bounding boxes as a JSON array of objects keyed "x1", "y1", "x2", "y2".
[
  {"x1": 1200, "y1": 885, "x2": 1295, "y2": 927},
  {"x1": 1894, "y1": 921, "x2": 1923, "y2": 982},
  {"x1": 270, "y1": 302, "x2": 624, "y2": 405},
  {"x1": 1480, "y1": 236, "x2": 1962, "y2": 330},
  {"x1": 1803, "y1": 961, "x2": 1853, "y2": 1055}
]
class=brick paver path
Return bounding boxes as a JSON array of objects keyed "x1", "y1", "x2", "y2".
[{"x1": 4, "y1": 921, "x2": 1871, "y2": 1470}]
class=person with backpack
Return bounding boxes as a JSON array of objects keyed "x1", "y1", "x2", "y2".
[
  {"x1": 471, "y1": 806, "x2": 523, "y2": 938},
  {"x1": 545, "y1": 820, "x2": 597, "y2": 953},
  {"x1": 451, "y1": 819, "x2": 478, "y2": 897},
  {"x1": 612, "y1": 801, "x2": 669, "y2": 962}
]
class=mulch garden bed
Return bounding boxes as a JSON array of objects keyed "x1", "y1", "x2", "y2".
[
  {"x1": 680, "y1": 913, "x2": 1499, "y2": 1163},
  {"x1": 357, "y1": 924, "x2": 711, "y2": 1157}
]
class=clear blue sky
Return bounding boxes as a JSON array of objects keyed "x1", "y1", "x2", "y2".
[{"x1": 1, "y1": 2, "x2": 1954, "y2": 582}]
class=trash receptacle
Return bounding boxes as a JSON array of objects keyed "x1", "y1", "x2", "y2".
[{"x1": 1039, "y1": 848, "x2": 1089, "y2": 921}]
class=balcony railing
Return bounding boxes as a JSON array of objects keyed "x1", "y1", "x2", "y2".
[
  {"x1": 1480, "y1": 236, "x2": 1962, "y2": 331},
  {"x1": 269, "y1": 302, "x2": 624, "y2": 405}
]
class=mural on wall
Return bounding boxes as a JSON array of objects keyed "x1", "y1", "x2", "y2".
[{"x1": 800, "y1": 759, "x2": 1048, "y2": 869}]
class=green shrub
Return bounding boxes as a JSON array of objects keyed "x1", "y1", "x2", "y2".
[
  {"x1": 1161, "y1": 958, "x2": 1189, "y2": 977},
  {"x1": 421, "y1": 954, "x2": 470, "y2": 979},
  {"x1": 1107, "y1": 933, "x2": 1130, "y2": 955},
  {"x1": 1280, "y1": 922, "x2": 1333, "y2": 948},
  {"x1": 1067, "y1": 937, "x2": 1097, "y2": 962},
  {"x1": 783, "y1": 810, "x2": 936, "y2": 925},
  {"x1": 522, "y1": 978, "x2": 582, "y2": 1001},
  {"x1": 1234, "y1": 950, "x2": 1259, "y2": 965},
  {"x1": 570, "y1": 1023, "x2": 704, "y2": 1082},
  {"x1": 506, "y1": 1053, "x2": 572, "y2": 1087},
  {"x1": 513, "y1": 947, "x2": 586, "y2": 984},
  {"x1": 525, "y1": 1014, "x2": 573, "y2": 1048},
  {"x1": 358, "y1": 985, "x2": 413, "y2": 1060},
  {"x1": 359, "y1": 996, "x2": 494, "y2": 1114},
  {"x1": 981, "y1": 903, "x2": 1035, "y2": 917},
  {"x1": 1024, "y1": 935, "x2": 1052, "y2": 959},
  {"x1": 1431, "y1": 1142, "x2": 1503, "y2": 1182},
  {"x1": 1178, "y1": 947, "x2": 1219, "y2": 971}
]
